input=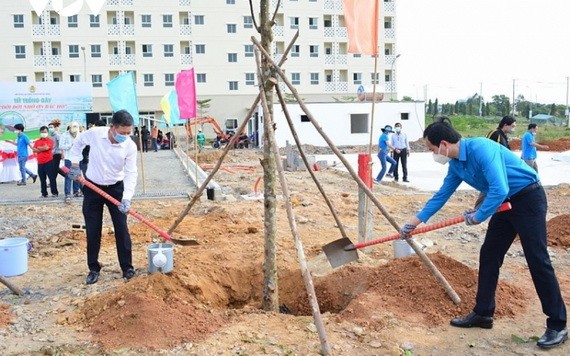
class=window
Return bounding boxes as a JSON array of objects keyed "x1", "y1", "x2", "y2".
[
  {"x1": 195, "y1": 44, "x2": 205, "y2": 54},
  {"x1": 69, "y1": 45, "x2": 79, "y2": 58},
  {"x1": 125, "y1": 46, "x2": 132, "y2": 55},
  {"x1": 50, "y1": 17, "x2": 57, "y2": 25},
  {"x1": 401, "y1": 113, "x2": 410, "y2": 121},
  {"x1": 325, "y1": 47, "x2": 332, "y2": 55},
  {"x1": 245, "y1": 73, "x2": 255, "y2": 86},
  {"x1": 196, "y1": 73, "x2": 206, "y2": 83},
  {"x1": 243, "y1": 16, "x2": 253, "y2": 29},
  {"x1": 51, "y1": 47, "x2": 60, "y2": 55},
  {"x1": 144, "y1": 74, "x2": 154, "y2": 86},
  {"x1": 324, "y1": 19, "x2": 332, "y2": 27},
  {"x1": 226, "y1": 0, "x2": 236, "y2": 4},
  {"x1": 225, "y1": 118, "x2": 238, "y2": 131},
  {"x1": 13, "y1": 14, "x2": 24, "y2": 28},
  {"x1": 165, "y1": 73, "x2": 175, "y2": 86},
  {"x1": 70, "y1": 75, "x2": 80, "y2": 82},
  {"x1": 89, "y1": 15, "x2": 100, "y2": 28},
  {"x1": 15, "y1": 45, "x2": 25, "y2": 59},
  {"x1": 384, "y1": 19, "x2": 392, "y2": 29},
  {"x1": 370, "y1": 73, "x2": 380, "y2": 85},
  {"x1": 353, "y1": 72, "x2": 362, "y2": 85},
  {"x1": 68, "y1": 15, "x2": 78, "y2": 28},
  {"x1": 194, "y1": 15, "x2": 204, "y2": 25},
  {"x1": 142, "y1": 44, "x2": 153, "y2": 57},
  {"x1": 310, "y1": 72, "x2": 319, "y2": 85},
  {"x1": 53, "y1": 77, "x2": 61, "y2": 82},
  {"x1": 384, "y1": 74, "x2": 390, "y2": 82},
  {"x1": 228, "y1": 53, "x2": 237, "y2": 63},
  {"x1": 163, "y1": 14, "x2": 173, "y2": 28},
  {"x1": 244, "y1": 44, "x2": 254, "y2": 57},
  {"x1": 291, "y1": 45, "x2": 300, "y2": 57},
  {"x1": 182, "y1": 16, "x2": 190, "y2": 25},
  {"x1": 350, "y1": 114, "x2": 369, "y2": 134},
  {"x1": 308, "y1": 17, "x2": 318, "y2": 29},
  {"x1": 353, "y1": 53, "x2": 361, "y2": 58},
  {"x1": 141, "y1": 14, "x2": 151, "y2": 27},
  {"x1": 227, "y1": 24, "x2": 236, "y2": 33},
  {"x1": 16, "y1": 76, "x2": 27, "y2": 82},
  {"x1": 326, "y1": 74, "x2": 332, "y2": 82},
  {"x1": 183, "y1": 46, "x2": 191, "y2": 54},
  {"x1": 309, "y1": 45, "x2": 319, "y2": 57},
  {"x1": 291, "y1": 73, "x2": 300, "y2": 85},
  {"x1": 163, "y1": 44, "x2": 174, "y2": 57},
  {"x1": 90, "y1": 45, "x2": 101, "y2": 58},
  {"x1": 290, "y1": 17, "x2": 299, "y2": 29},
  {"x1": 229, "y1": 81, "x2": 238, "y2": 91},
  {"x1": 301, "y1": 115, "x2": 310, "y2": 122},
  {"x1": 92, "y1": 74, "x2": 103, "y2": 87}
]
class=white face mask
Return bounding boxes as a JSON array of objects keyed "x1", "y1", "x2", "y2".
[
  {"x1": 40, "y1": 132, "x2": 49, "y2": 138},
  {"x1": 432, "y1": 145, "x2": 451, "y2": 165}
]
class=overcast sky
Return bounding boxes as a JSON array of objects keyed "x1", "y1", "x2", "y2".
[{"x1": 396, "y1": 0, "x2": 570, "y2": 105}]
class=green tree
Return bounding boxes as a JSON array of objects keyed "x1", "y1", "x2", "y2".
[
  {"x1": 492, "y1": 95, "x2": 511, "y2": 116},
  {"x1": 427, "y1": 99, "x2": 433, "y2": 114},
  {"x1": 402, "y1": 96, "x2": 413, "y2": 102},
  {"x1": 434, "y1": 98, "x2": 439, "y2": 115}
]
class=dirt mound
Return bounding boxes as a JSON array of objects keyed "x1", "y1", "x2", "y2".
[
  {"x1": 287, "y1": 253, "x2": 527, "y2": 328},
  {"x1": 510, "y1": 137, "x2": 570, "y2": 151},
  {"x1": 0, "y1": 304, "x2": 11, "y2": 328},
  {"x1": 72, "y1": 273, "x2": 228, "y2": 350},
  {"x1": 547, "y1": 214, "x2": 570, "y2": 248}
]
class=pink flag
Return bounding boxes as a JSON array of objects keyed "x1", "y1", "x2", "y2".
[
  {"x1": 175, "y1": 69, "x2": 197, "y2": 119},
  {"x1": 343, "y1": 0, "x2": 379, "y2": 55}
]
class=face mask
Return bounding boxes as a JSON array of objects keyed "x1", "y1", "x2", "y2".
[
  {"x1": 432, "y1": 145, "x2": 451, "y2": 165},
  {"x1": 48, "y1": 128, "x2": 54, "y2": 134},
  {"x1": 508, "y1": 127, "x2": 516, "y2": 133},
  {"x1": 40, "y1": 132, "x2": 49, "y2": 138},
  {"x1": 14, "y1": 130, "x2": 21, "y2": 135},
  {"x1": 70, "y1": 128, "x2": 78, "y2": 134},
  {"x1": 395, "y1": 127, "x2": 401, "y2": 133},
  {"x1": 114, "y1": 133, "x2": 129, "y2": 143},
  {"x1": 531, "y1": 131, "x2": 536, "y2": 136}
]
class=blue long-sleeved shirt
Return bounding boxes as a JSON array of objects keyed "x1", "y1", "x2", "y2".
[{"x1": 417, "y1": 138, "x2": 539, "y2": 223}]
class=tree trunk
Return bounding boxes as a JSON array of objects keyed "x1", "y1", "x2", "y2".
[{"x1": 259, "y1": 0, "x2": 278, "y2": 312}]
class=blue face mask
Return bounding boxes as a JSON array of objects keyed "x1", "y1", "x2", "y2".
[{"x1": 114, "y1": 134, "x2": 129, "y2": 143}]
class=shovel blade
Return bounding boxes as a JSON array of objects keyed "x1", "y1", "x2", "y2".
[
  {"x1": 322, "y1": 237, "x2": 359, "y2": 268},
  {"x1": 170, "y1": 237, "x2": 200, "y2": 246}
]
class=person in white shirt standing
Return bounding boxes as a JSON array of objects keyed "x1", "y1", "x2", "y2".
[
  {"x1": 67, "y1": 110, "x2": 138, "y2": 285},
  {"x1": 59, "y1": 121, "x2": 82, "y2": 203},
  {"x1": 390, "y1": 122, "x2": 410, "y2": 182}
]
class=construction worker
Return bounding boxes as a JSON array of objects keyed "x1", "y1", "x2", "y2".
[{"x1": 197, "y1": 129, "x2": 206, "y2": 151}]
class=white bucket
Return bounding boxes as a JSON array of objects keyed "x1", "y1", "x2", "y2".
[
  {"x1": 393, "y1": 239, "x2": 415, "y2": 259},
  {"x1": 0, "y1": 237, "x2": 30, "y2": 277},
  {"x1": 147, "y1": 243, "x2": 174, "y2": 273}
]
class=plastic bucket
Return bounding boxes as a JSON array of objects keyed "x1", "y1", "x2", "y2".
[
  {"x1": 393, "y1": 239, "x2": 415, "y2": 259},
  {"x1": 147, "y1": 243, "x2": 174, "y2": 273},
  {"x1": 0, "y1": 237, "x2": 30, "y2": 277}
]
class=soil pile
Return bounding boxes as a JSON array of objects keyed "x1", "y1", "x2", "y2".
[
  {"x1": 290, "y1": 253, "x2": 527, "y2": 327},
  {"x1": 0, "y1": 304, "x2": 11, "y2": 328},
  {"x1": 72, "y1": 273, "x2": 228, "y2": 350},
  {"x1": 547, "y1": 214, "x2": 570, "y2": 248}
]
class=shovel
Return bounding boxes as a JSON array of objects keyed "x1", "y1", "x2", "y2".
[
  {"x1": 61, "y1": 167, "x2": 199, "y2": 246},
  {"x1": 323, "y1": 202, "x2": 512, "y2": 268}
]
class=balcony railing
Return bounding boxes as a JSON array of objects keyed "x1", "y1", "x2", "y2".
[
  {"x1": 180, "y1": 24, "x2": 192, "y2": 36},
  {"x1": 32, "y1": 24, "x2": 44, "y2": 36},
  {"x1": 109, "y1": 54, "x2": 121, "y2": 65},
  {"x1": 181, "y1": 53, "x2": 193, "y2": 65},
  {"x1": 34, "y1": 55, "x2": 46, "y2": 67}
]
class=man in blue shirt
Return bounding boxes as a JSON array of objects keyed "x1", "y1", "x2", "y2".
[
  {"x1": 373, "y1": 125, "x2": 396, "y2": 183},
  {"x1": 521, "y1": 123, "x2": 549, "y2": 172},
  {"x1": 7, "y1": 123, "x2": 37, "y2": 185},
  {"x1": 400, "y1": 118, "x2": 567, "y2": 349}
]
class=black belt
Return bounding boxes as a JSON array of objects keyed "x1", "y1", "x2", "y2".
[
  {"x1": 509, "y1": 182, "x2": 541, "y2": 200},
  {"x1": 88, "y1": 179, "x2": 121, "y2": 188}
]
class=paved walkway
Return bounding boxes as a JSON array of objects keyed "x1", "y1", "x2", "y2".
[{"x1": 0, "y1": 149, "x2": 195, "y2": 205}]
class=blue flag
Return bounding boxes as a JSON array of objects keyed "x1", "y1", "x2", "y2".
[
  {"x1": 168, "y1": 90, "x2": 182, "y2": 125},
  {"x1": 106, "y1": 71, "x2": 140, "y2": 126}
]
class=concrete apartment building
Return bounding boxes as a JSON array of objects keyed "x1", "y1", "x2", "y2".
[{"x1": 2, "y1": 0, "x2": 402, "y2": 140}]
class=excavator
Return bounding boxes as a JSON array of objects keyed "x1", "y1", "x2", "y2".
[{"x1": 185, "y1": 116, "x2": 249, "y2": 149}]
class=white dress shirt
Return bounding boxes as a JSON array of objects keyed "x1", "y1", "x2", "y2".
[{"x1": 68, "y1": 127, "x2": 138, "y2": 200}]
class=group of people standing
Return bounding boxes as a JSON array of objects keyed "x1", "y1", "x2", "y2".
[{"x1": 374, "y1": 122, "x2": 410, "y2": 183}]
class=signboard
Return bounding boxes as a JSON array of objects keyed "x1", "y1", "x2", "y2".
[{"x1": 0, "y1": 82, "x2": 92, "y2": 140}]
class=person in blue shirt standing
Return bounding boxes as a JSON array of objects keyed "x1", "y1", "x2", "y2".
[
  {"x1": 399, "y1": 117, "x2": 567, "y2": 349},
  {"x1": 7, "y1": 123, "x2": 37, "y2": 186},
  {"x1": 373, "y1": 125, "x2": 396, "y2": 184},
  {"x1": 521, "y1": 123, "x2": 549, "y2": 172}
]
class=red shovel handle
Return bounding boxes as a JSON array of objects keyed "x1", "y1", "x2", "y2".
[
  {"x1": 353, "y1": 202, "x2": 512, "y2": 250},
  {"x1": 61, "y1": 167, "x2": 172, "y2": 241}
]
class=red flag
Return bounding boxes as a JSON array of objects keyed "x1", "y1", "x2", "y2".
[
  {"x1": 343, "y1": 0, "x2": 379, "y2": 55},
  {"x1": 175, "y1": 69, "x2": 197, "y2": 119}
]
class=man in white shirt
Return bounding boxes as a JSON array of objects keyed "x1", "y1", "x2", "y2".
[
  {"x1": 390, "y1": 122, "x2": 410, "y2": 182},
  {"x1": 67, "y1": 110, "x2": 138, "y2": 284}
]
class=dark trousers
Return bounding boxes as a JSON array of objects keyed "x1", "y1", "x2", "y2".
[
  {"x1": 82, "y1": 180, "x2": 133, "y2": 273},
  {"x1": 142, "y1": 138, "x2": 149, "y2": 152},
  {"x1": 392, "y1": 148, "x2": 408, "y2": 180},
  {"x1": 38, "y1": 161, "x2": 58, "y2": 196},
  {"x1": 52, "y1": 153, "x2": 65, "y2": 178},
  {"x1": 474, "y1": 186, "x2": 567, "y2": 330}
]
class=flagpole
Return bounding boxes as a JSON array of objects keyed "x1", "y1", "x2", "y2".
[{"x1": 194, "y1": 117, "x2": 198, "y2": 188}]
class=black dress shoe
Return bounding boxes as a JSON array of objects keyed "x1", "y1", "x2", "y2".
[
  {"x1": 85, "y1": 271, "x2": 99, "y2": 285},
  {"x1": 123, "y1": 268, "x2": 136, "y2": 280},
  {"x1": 32, "y1": 175, "x2": 38, "y2": 183},
  {"x1": 537, "y1": 328, "x2": 568, "y2": 349},
  {"x1": 450, "y1": 312, "x2": 493, "y2": 329}
]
